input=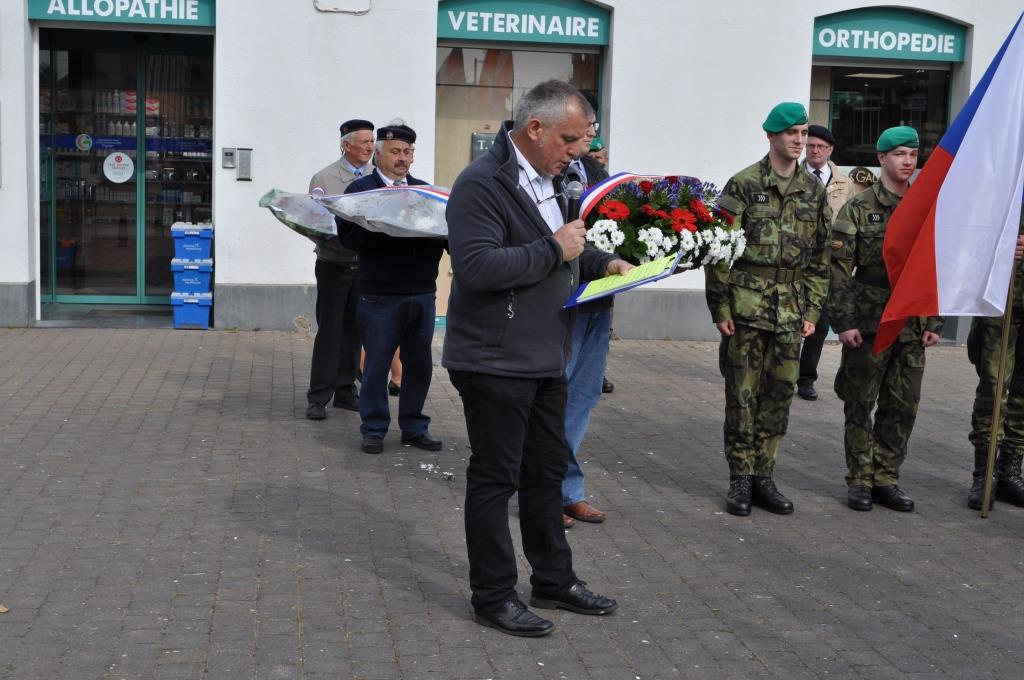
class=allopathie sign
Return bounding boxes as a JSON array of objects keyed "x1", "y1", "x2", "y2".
[{"x1": 28, "y1": 0, "x2": 215, "y2": 27}]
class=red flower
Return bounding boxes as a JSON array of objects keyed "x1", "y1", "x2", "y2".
[
  {"x1": 670, "y1": 208, "x2": 698, "y2": 233},
  {"x1": 689, "y1": 199, "x2": 713, "y2": 223},
  {"x1": 598, "y1": 200, "x2": 630, "y2": 220},
  {"x1": 714, "y1": 207, "x2": 735, "y2": 225},
  {"x1": 640, "y1": 204, "x2": 657, "y2": 216},
  {"x1": 639, "y1": 180, "x2": 654, "y2": 195},
  {"x1": 665, "y1": 175, "x2": 679, "y2": 184},
  {"x1": 656, "y1": 209, "x2": 671, "y2": 221}
]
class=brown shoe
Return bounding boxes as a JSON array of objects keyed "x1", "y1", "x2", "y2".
[
  {"x1": 563, "y1": 501, "x2": 607, "y2": 524},
  {"x1": 562, "y1": 514, "x2": 575, "y2": 529}
]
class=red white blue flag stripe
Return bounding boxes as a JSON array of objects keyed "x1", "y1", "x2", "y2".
[
  {"x1": 579, "y1": 172, "x2": 666, "y2": 220},
  {"x1": 875, "y1": 13, "x2": 1024, "y2": 353}
]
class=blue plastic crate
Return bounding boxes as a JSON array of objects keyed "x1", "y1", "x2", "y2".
[
  {"x1": 171, "y1": 258, "x2": 213, "y2": 293},
  {"x1": 171, "y1": 222, "x2": 214, "y2": 259},
  {"x1": 171, "y1": 292, "x2": 213, "y2": 329}
]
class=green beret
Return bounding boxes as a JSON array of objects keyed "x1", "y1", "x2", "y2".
[
  {"x1": 762, "y1": 102, "x2": 808, "y2": 133},
  {"x1": 876, "y1": 126, "x2": 919, "y2": 152},
  {"x1": 589, "y1": 136, "x2": 605, "y2": 152}
]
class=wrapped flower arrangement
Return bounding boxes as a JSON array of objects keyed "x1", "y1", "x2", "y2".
[{"x1": 580, "y1": 173, "x2": 746, "y2": 268}]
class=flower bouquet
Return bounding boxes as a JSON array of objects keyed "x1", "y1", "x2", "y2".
[{"x1": 580, "y1": 173, "x2": 745, "y2": 268}]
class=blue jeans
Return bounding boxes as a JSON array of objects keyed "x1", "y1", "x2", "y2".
[
  {"x1": 562, "y1": 306, "x2": 612, "y2": 505},
  {"x1": 356, "y1": 292, "x2": 435, "y2": 439}
]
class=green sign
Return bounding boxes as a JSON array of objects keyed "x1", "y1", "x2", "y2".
[
  {"x1": 438, "y1": 0, "x2": 608, "y2": 45},
  {"x1": 813, "y1": 8, "x2": 964, "y2": 62},
  {"x1": 28, "y1": 0, "x2": 215, "y2": 27}
]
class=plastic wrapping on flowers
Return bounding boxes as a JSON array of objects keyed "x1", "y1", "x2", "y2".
[{"x1": 583, "y1": 175, "x2": 745, "y2": 268}]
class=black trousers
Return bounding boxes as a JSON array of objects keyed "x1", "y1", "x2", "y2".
[
  {"x1": 449, "y1": 370, "x2": 577, "y2": 611},
  {"x1": 798, "y1": 306, "x2": 830, "y2": 387},
  {"x1": 307, "y1": 260, "x2": 360, "y2": 406}
]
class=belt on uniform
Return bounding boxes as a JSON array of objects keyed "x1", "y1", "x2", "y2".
[
  {"x1": 854, "y1": 265, "x2": 890, "y2": 288},
  {"x1": 734, "y1": 261, "x2": 803, "y2": 283}
]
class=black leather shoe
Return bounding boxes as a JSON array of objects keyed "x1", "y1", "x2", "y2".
[
  {"x1": 401, "y1": 433, "x2": 443, "y2": 451},
  {"x1": 847, "y1": 485, "x2": 873, "y2": 511},
  {"x1": 751, "y1": 476, "x2": 794, "y2": 514},
  {"x1": 530, "y1": 581, "x2": 617, "y2": 615},
  {"x1": 472, "y1": 598, "x2": 554, "y2": 637},
  {"x1": 306, "y1": 403, "x2": 326, "y2": 420},
  {"x1": 602, "y1": 377, "x2": 615, "y2": 394},
  {"x1": 796, "y1": 383, "x2": 818, "y2": 401},
  {"x1": 332, "y1": 392, "x2": 359, "y2": 411},
  {"x1": 361, "y1": 437, "x2": 384, "y2": 454},
  {"x1": 726, "y1": 475, "x2": 752, "y2": 516},
  {"x1": 872, "y1": 485, "x2": 914, "y2": 512},
  {"x1": 388, "y1": 380, "x2": 401, "y2": 397}
]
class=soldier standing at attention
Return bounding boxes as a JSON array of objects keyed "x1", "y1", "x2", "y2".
[
  {"x1": 706, "y1": 102, "x2": 831, "y2": 516},
  {"x1": 830, "y1": 126, "x2": 942, "y2": 513},
  {"x1": 966, "y1": 209, "x2": 1024, "y2": 511}
]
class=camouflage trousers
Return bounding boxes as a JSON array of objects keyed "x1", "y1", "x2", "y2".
[
  {"x1": 719, "y1": 324, "x2": 801, "y2": 476},
  {"x1": 967, "y1": 313, "x2": 1024, "y2": 457},
  {"x1": 834, "y1": 335, "x2": 924, "y2": 487}
]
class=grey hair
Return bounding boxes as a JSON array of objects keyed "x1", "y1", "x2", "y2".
[
  {"x1": 512, "y1": 80, "x2": 593, "y2": 131},
  {"x1": 373, "y1": 118, "x2": 411, "y2": 159}
]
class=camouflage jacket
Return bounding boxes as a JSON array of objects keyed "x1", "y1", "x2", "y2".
[
  {"x1": 706, "y1": 155, "x2": 831, "y2": 333},
  {"x1": 829, "y1": 182, "x2": 943, "y2": 338}
]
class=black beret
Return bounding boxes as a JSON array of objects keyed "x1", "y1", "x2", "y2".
[
  {"x1": 377, "y1": 124, "x2": 416, "y2": 144},
  {"x1": 340, "y1": 119, "x2": 374, "y2": 135},
  {"x1": 807, "y1": 124, "x2": 836, "y2": 146}
]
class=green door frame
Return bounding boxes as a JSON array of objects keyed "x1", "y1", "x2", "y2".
[{"x1": 40, "y1": 29, "x2": 212, "y2": 305}]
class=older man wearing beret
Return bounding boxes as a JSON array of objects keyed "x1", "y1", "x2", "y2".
[
  {"x1": 337, "y1": 123, "x2": 446, "y2": 455},
  {"x1": 796, "y1": 124, "x2": 856, "y2": 401},
  {"x1": 305, "y1": 119, "x2": 375, "y2": 421},
  {"x1": 829, "y1": 126, "x2": 942, "y2": 513},
  {"x1": 706, "y1": 102, "x2": 831, "y2": 516}
]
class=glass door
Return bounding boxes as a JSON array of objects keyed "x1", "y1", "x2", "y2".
[
  {"x1": 46, "y1": 45, "x2": 140, "y2": 300},
  {"x1": 39, "y1": 30, "x2": 213, "y2": 306},
  {"x1": 143, "y1": 53, "x2": 213, "y2": 298}
]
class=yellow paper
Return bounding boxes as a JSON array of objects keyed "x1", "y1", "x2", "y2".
[{"x1": 574, "y1": 254, "x2": 678, "y2": 303}]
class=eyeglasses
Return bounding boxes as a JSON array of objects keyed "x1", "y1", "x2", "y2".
[{"x1": 806, "y1": 143, "x2": 831, "y2": 151}]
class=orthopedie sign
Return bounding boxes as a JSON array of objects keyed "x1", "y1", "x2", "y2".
[
  {"x1": 438, "y1": 0, "x2": 609, "y2": 45},
  {"x1": 813, "y1": 8, "x2": 965, "y2": 62},
  {"x1": 27, "y1": 0, "x2": 215, "y2": 27}
]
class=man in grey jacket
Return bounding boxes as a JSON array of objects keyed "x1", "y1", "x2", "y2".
[
  {"x1": 444, "y1": 80, "x2": 631, "y2": 637},
  {"x1": 305, "y1": 119, "x2": 375, "y2": 420}
]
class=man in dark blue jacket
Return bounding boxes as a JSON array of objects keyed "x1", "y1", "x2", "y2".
[
  {"x1": 338, "y1": 123, "x2": 446, "y2": 455},
  {"x1": 443, "y1": 81, "x2": 631, "y2": 637}
]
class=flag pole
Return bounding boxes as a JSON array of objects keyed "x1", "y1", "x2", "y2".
[{"x1": 980, "y1": 264, "x2": 1017, "y2": 517}]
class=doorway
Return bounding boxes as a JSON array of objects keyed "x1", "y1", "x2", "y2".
[{"x1": 39, "y1": 29, "x2": 213, "y2": 307}]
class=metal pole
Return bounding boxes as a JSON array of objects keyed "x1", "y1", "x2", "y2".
[{"x1": 980, "y1": 264, "x2": 1017, "y2": 517}]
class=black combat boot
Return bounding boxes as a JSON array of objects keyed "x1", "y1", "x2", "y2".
[
  {"x1": 751, "y1": 476, "x2": 794, "y2": 514},
  {"x1": 968, "y1": 450, "x2": 995, "y2": 511},
  {"x1": 726, "y1": 475, "x2": 752, "y2": 516},
  {"x1": 995, "y1": 451, "x2": 1024, "y2": 507}
]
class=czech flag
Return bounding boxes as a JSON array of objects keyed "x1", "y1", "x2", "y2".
[{"x1": 874, "y1": 13, "x2": 1024, "y2": 353}]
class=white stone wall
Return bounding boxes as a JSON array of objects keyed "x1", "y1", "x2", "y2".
[{"x1": 1, "y1": 0, "x2": 1021, "y2": 319}]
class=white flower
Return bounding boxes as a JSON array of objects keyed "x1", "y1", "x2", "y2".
[{"x1": 586, "y1": 219, "x2": 624, "y2": 254}]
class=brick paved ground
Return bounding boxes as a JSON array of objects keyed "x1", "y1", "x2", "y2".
[{"x1": 1, "y1": 328, "x2": 1023, "y2": 680}]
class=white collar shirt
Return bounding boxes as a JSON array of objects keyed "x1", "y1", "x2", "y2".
[
  {"x1": 806, "y1": 161, "x2": 832, "y2": 186},
  {"x1": 510, "y1": 133, "x2": 563, "y2": 233},
  {"x1": 342, "y1": 157, "x2": 370, "y2": 177},
  {"x1": 376, "y1": 169, "x2": 407, "y2": 187}
]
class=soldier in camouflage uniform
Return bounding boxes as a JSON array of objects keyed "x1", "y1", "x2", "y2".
[
  {"x1": 966, "y1": 210, "x2": 1024, "y2": 511},
  {"x1": 829, "y1": 127, "x2": 942, "y2": 513},
  {"x1": 706, "y1": 102, "x2": 831, "y2": 516}
]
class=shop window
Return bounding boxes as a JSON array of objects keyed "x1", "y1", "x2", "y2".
[
  {"x1": 435, "y1": 46, "x2": 599, "y2": 188},
  {"x1": 825, "y1": 65, "x2": 950, "y2": 168}
]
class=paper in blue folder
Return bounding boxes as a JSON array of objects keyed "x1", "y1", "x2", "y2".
[{"x1": 564, "y1": 251, "x2": 684, "y2": 308}]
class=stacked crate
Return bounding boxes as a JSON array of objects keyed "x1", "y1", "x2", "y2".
[{"x1": 170, "y1": 222, "x2": 214, "y2": 329}]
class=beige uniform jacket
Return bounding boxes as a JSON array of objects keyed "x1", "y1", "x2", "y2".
[{"x1": 307, "y1": 158, "x2": 373, "y2": 265}]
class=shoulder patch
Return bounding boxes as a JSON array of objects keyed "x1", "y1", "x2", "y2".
[
  {"x1": 868, "y1": 213, "x2": 883, "y2": 223},
  {"x1": 752, "y1": 193, "x2": 769, "y2": 204}
]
